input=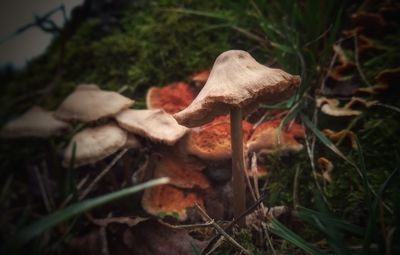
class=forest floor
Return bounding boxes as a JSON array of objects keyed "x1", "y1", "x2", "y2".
[{"x1": 1, "y1": 0, "x2": 400, "y2": 254}]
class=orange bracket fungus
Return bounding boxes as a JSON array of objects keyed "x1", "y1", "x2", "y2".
[
  {"x1": 146, "y1": 82, "x2": 194, "y2": 114},
  {"x1": 184, "y1": 115, "x2": 252, "y2": 161},
  {"x1": 142, "y1": 184, "x2": 204, "y2": 221},
  {"x1": 191, "y1": 69, "x2": 211, "y2": 88},
  {"x1": 152, "y1": 151, "x2": 209, "y2": 189},
  {"x1": 247, "y1": 119, "x2": 305, "y2": 155},
  {"x1": 174, "y1": 50, "x2": 300, "y2": 225}
]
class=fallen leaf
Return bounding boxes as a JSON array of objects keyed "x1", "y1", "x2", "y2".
[
  {"x1": 317, "y1": 157, "x2": 334, "y2": 183},
  {"x1": 322, "y1": 129, "x2": 358, "y2": 150}
]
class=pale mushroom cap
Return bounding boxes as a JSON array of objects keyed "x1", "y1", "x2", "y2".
[
  {"x1": 115, "y1": 109, "x2": 188, "y2": 145},
  {"x1": 123, "y1": 134, "x2": 141, "y2": 149},
  {"x1": 142, "y1": 184, "x2": 204, "y2": 221},
  {"x1": 174, "y1": 50, "x2": 301, "y2": 127},
  {"x1": 54, "y1": 85, "x2": 134, "y2": 122},
  {"x1": 1, "y1": 106, "x2": 70, "y2": 138},
  {"x1": 63, "y1": 123, "x2": 127, "y2": 167}
]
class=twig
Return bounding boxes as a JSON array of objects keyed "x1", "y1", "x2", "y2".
[
  {"x1": 79, "y1": 149, "x2": 128, "y2": 200},
  {"x1": 251, "y1": 153, "x2": 261, "y2": 201},
  {"x1": 386, "y1": 227, "x2": 396, "y2": 255},
  {"x1": 304, "y1": 131, "x2": 329, "y2": 206},
  {"x1": 263, "y1": 222, "x2": 277, "y2": 255},
  {"x1": 34, "y1": 167, "x2": 52, "y2": 213},
  {"x1": 202, "y1": 193, "x2": 267, "y2": 254},
  {"x1": 100, "y1": 226, "x2": 110, "y2": 255},
  {"x1": 244, "y1": 155, "x2": 257, "y2": 203},
  {"x1": 41, "y1": 160, "x2": 55, "y2": 211},
  {"x1": 58, "y1": 174, "x2": 89, "y2": 209},
  {"x1": 117, "y1": 85, "x2": 128, "y2": 94},
  {"x1": 321, "y1": 52, "x2": 339, "y2": 93},
  {"x1": 304, "y1": 24, "x2": 333, "y2": 48},
  {"x1": 195, "y1": 204, "x2": 250, "y2": 255},
  {"x1": 163, "y1": 221, "x2": 215, "y2": 229},
  {"x1": 374, "y1": 103, "x2": 400, "y2": 114}
]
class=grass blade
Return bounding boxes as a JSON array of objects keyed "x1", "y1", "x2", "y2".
[
  {"x1": 270, "y1": 218, "x2": 326, "y2": 255},
  {"x1": 300, "y1": 114, "x2": 354, "y2": 166},
  {"x1": 363, "y1": 156, "x2": 399, "y2": 253},
  {"x1": 298, "y1": 207, "x2": 365, "y2": 237},
  {"x1": 16, "y1": 177, "x2": 169, "y2": 243},
  {"x1": 166, "y1": 8, "x2": 233, "y2": 21}
]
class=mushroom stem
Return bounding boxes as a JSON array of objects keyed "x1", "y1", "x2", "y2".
[{"x1": 230, "y1": 107, "x2": 246, "y2": 227}]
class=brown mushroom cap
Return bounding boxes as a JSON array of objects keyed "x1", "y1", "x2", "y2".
[
  {"x1": 153, "y1": 152, "x2": 209, "y2": 189},
  {"x1": 142, "y1": 184, "x2": 204, "y2": 221},
  {"x1": 63, "y1": 123, "x2": 127, "y2": 167},
  {"x1": 247, "y1": 119, "x2": 305, "y2": 154},
  {"x1": 174, "y1": 50, "x2": 300, "y2": 127},
  {"x1": 115, "y1": 109, "x2": 188, "y2": 145},
  {"x1": 146, "y1": 82, "x2": 194, "y2": 114},
  {"x1": 54, "y1": 85, "x2": 134, "y2": 122},
  {"x1": 184, "y1": 115, "x2": 252, "y2": 160},
  {"x1": 1, "y1": 106, "x2": 70, "y2": 138}
]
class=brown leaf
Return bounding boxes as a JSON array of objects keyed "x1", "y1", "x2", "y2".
[
  {"x1": 317, "y1": 157, "x2": 334, "y2": 183},
  {"x1": 322, "y1": 129, "x2": 358, "y2": 150}
]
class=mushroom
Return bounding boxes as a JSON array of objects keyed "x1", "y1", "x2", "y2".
[
  {"x1": 115, "y1": 109, "x2": 188, "y2": 145},
  {"x1": 1, "y1": 106, "x2": 70, "y2": 138},
  {"x1": 63, "y1": 123, "x2": 127, "y2": 167},
  {"x1": 54, "y1": 84, "x2": 134, "y2": 122},
  {"x1": 247, "y1": 119, "x2": 305, "y2": 155},
  {"x1": 152, "y1": 151, "x2": 209, "y2": 189},
  {"x1": 142, "y1": 184, "x2": 204, "y2": 221},
  {"x1": 184, "y1": 115, "x2": 252, "y2": 160},
  {"x1": 174, "y1": 50, "x2": 300, "y2": 225},
  {"x1": 146, "y1": 82, "x2": 194, "y2": 114}
]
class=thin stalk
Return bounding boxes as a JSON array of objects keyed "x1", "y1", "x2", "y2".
[{"x1": 230, "y1": 107, "x2": 246, "y2": 227}]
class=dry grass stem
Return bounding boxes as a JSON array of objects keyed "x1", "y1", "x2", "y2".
[{"x1": 195, "y1": 203, "x2": 250, "y2": 255}]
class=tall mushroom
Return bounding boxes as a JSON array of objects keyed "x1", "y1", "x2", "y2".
[{"x1": 174, "y1": 50, "x2": 300, "y2": 225}]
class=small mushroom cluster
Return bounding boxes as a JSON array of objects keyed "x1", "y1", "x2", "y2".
[
  {"x1": 146, "y1": 50, "x2": 303, "y2": 222},
  {"x1": 56, "y1": 84, "x2": 190, "y2": 167},
  {"x1": 1, "y1": 50, "x2": 304, "y2": 224}
]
